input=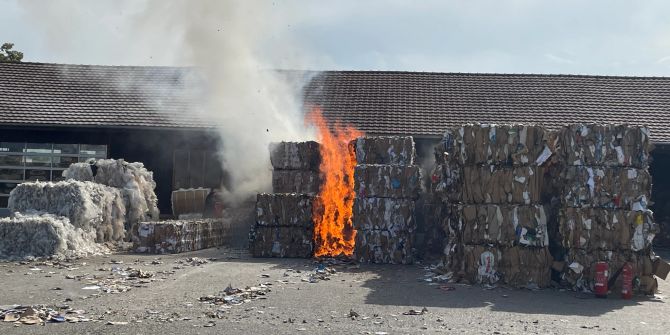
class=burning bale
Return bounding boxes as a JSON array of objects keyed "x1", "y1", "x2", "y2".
[
  {"x1": 250, "y1": 193, "x2": 315, "y2": 258},
  {"x1": 0, "y1": 212, "x2": 108, "y2": 260},
  {"x1": 8, "y1": 180, "x2": 126, "y2": 242},
  {"x1": 134, "y1": 218, "x2": 231, "y2": 254}
]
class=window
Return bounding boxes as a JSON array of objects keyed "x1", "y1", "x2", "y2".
[{"x1": 0, "y1": 142, "x2": 108, "y2": 208}]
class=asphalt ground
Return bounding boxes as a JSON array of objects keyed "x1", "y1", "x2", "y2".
[{"x1": 1, "y1": 247, "x2": 669, "y2": 335}]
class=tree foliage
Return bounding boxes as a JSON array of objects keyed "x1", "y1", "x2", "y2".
[{"x1": 0, "y1": 43, "x2": 23, "y2": 63}]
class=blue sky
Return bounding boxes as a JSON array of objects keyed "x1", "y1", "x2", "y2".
[{"x1": 2, "y1": 0, "x2": 670, "y2": 76}]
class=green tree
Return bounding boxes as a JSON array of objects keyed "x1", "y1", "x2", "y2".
[{"x1": 0, "y1": 43, "x2": 23, "y2": 62}]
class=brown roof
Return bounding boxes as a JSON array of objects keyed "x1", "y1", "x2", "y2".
[{"x1": 2, "y1": 62, "x2": 670, "y2": 142}]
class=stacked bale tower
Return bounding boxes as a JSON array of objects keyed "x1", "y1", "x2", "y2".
[
  {"x1": 556, "y1": 124, "x2": 659, "y2": 293},
  {"x1": 433, "y1": 124, "x2": 555, "y2": 288},
  {"x1": 353, "y1": 136, "x2": 420, "y2": 264},
  {"x1": 249, "y1": 141, "x2": 321, "y2": 258}
]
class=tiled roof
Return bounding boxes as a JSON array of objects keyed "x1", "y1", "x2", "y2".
[
  {"x1": 0, "y1": 62, "x2": 206, "y2": 129},
  {"x1": 3, "y1": 63, "x2": 670, "y2": 142},
  {"x1": 304, "y1": 71, "x2": 670, "y2": 142}
]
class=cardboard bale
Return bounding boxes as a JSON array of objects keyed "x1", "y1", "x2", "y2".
[
  {"x1": 462, "y1": 165, "x2": 544, "y2": 205},
  {"x1": 134, "y1": 219, "x2": 230, "y2": 253},
  {"x1": 269, "y1": 141, "x2": 321, "y2": 171},
  {"x1": 440, "y1": 124, "x2": 552, "y2": 166},
  {"x1": 354, "y1": 136, "x2": 415, "y2": 165},
  {"x1": 448, "y1": 204, "x2": 549, "y2": 247},
  {"x1": 249, "y1": 226, "x2": 314, "y2": 258},
  {"x1": 559, "y1": 207, "x2": 657, "y2": 251},
  {"x1": 557, "y1": 124, "x2": 651, "y2": 168},
  {"x1": 429, "y1": 162, "x2": 462, "y2": 202},
  {"x1": 561, "y1": 166, "x2": 651, "y2": 209},
  {"x1": 9, "y1": 181, "x2": 126, "y2": 242},
  {"x1": 354, "y1": 164, "x2": 422, "y2": 199},
  {"x1": 562, "y1": 248, "x2": 653, "y2": 293},
  {"x1": 0, "y1": 212, "x2": 108, "y2": 260},
  {"x1": 353, "y1": 229, "x2": 413, "y2": 264},
  {"x1": 353, "y1": 197, "x2": 416, "y2": 233},
  {"x1": 461, "y1": 245, "x2": 552, "y2": 287},
  {"x1": 255, "y1": 193, "x2": 314, "y2": 228},
  {"x1": 272, "y1": 170, "x2": 321, "y2": 194}
]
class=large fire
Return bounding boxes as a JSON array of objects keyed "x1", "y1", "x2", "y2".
[{"x1": 306, "y1": 107, "x2": 363, "y2": 257}]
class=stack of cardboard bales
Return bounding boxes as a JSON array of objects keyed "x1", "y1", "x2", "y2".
[
  {"x1": 353, "y1": 136, "x2": 420, "y2": 264},
  {"x1": 556, "y1": 124, "x2": 661, "y2": 293},
  {"x1": 249, "y1": 142, "x2": 321, "y2": 258},
  {"x1": 434, "y1": 124, "x2": 554, "y2": 288}
]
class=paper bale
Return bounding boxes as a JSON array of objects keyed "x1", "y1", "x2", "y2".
[
  {"x1": 353, "y1": 229, "x2": 413, "y2": 264},
  {"x1": 354, "y1": 136, "x2": 415, "y2": 165},
  {"x1": 269, "y1": 141, "x2": 321, "y2": 171},
  {"x1": 255, "y1": 193, "x2": 314, "y2": 228},
  {"x1": 272, "y1": 170, "x2": 321, "y2": 194},
  {"x1": 557, "y1": 124, "x2": 651, "y2": 167},
  {"x1": 353, "y1": 197, "x2": 416, "y2": 233},
  {"x1": 561, "y1": 166, "x2": 650, "y2": 209},
  {"x1": 134, "y1": 218, "x2": 230, "y2": 253},
  {"x1": 354, "y1": 164, "x2": 422, "y2": 199},
  {"x1": 249, "y1": 226, "x2": 314, "y2": 258}
]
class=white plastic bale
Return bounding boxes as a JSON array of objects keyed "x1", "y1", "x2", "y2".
[
  {"x1": 0, "y1": 212, "x2": 108, "y2": 260},
  {"x1": 8, "y1": 181, "x2": 126, "y2": 242},
  {"x1": 62, "y1": 163, "x2": 94, "y2": 181}
]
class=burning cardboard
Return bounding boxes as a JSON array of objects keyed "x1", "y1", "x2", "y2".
[{"x1": 354, "y1": 136, "x2": 415, "y2": 165}]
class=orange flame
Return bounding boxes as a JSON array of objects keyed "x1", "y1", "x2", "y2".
[{"x1": 306, "y1": 107, "x2": 363, "y2": 257}]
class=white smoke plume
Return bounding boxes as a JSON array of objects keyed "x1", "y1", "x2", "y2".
[{"x1": 19, "y1": 0, "x2": 321, "y2": 204}]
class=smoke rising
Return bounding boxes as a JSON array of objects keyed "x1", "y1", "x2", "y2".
[{"x1": 19, "y1": 0, "x2": 320, "y2": 204}]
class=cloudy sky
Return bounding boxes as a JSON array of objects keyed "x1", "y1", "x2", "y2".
[{"x1": 2, "y1": 0, "x2": 670, "y2": 76}]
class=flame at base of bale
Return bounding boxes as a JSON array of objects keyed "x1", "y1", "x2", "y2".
[{"x1": 306, "y1": 108, "x2": 363, "y2": 258}]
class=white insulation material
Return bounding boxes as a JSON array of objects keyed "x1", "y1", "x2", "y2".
[
  {"x1": 0, "y1": 212, "x2": 108, "y2": 260},
  {"x1": 63, "y1": 159, "x2": 160, "y2": 226},
  {"x1": 8, "y1": 180, "x2": 126, "y2": 242}
]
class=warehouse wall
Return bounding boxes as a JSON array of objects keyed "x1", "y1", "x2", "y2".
[
  {"x1": 650, "y1": 145, "x2": 670, "y2": 247},
  {"x1": 0, "y1": 126, "x2": 222, "y2": 215}
]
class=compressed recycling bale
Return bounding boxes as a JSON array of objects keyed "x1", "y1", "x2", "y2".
[
  {"x1": 429, "y1": 162, "x2": 462, "y2": 203},
  {"x1": 461, "y1": 245, "x2": 552, "y2": 288},
  {"x1": 561, "y1": 166, "x2": 651, "y2": 209},
  {"x1": 269, "y1": 141, "x2": 321, "y2": 171},
  {"x1": 249, "y1": 226, "x2": 314, "y2": 258},
  {"x1": 558, "y1": 207, "x2": 657, "y2": 252},
  {"x1": 271, "y1": 170, "x2": 321, "y2": 194},
  {"x1": 354, "y1": 164, "x2": 422, "y2": 199},
  {"x1": 255, "y1": 193, "x2": 314, "y2": 227},
  {"x1": 462, "y1": 165, "x2": 544, "y2": 205},
  {"x1": 63, "y1": 159, "x2": 160, "y2": 227},
  {"x1": 8, "y1": 181, "x2": 126, "y2": 242},
  {"x1": 61, "y1": 163, "x2": 93, "y2": 181},
  {"x1": 440, "y1": 124, "x2": 552, "y2": 166},
  {"x1": 557, "y1": 124, "x2": 651, "y2": 168},
  {"x1": 354, "y1": 136, "x2": 415, "y2": 165},
  {"x1": 353, "y1": 229, "x2": 413, "y2": 264},
  {"x1": 134, "y1": 219, "x2": 230, "y2": 253},
  {"x1": 562, "y1": 249, "x2": 654, "y2": 294},
  {"x1": 352, "y1": 197, "x2": 416, "y2": 233},
  {"x1": 0, "y1": 212, "x2": 108, "y2": 260},
  {"x1": 447, "y1": 204, "x2": 549, "y2": 247}
]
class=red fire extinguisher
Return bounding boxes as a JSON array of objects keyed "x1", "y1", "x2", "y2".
[
  {"x1": 621, "y1": 262, "x2": 633, "y2": 300},
  {"x1": 594, "y1": 261, "x2": 609, "y2": 298}
]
